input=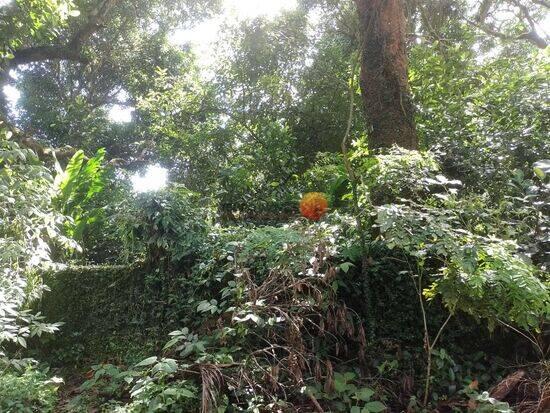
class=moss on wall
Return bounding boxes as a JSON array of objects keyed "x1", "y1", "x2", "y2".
[{"x1": 38, "y1": 264, "x2": 173, "y2": 366}]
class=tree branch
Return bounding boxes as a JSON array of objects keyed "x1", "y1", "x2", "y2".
[
  {"x1": 9, "y1": 45, "x2": 87, "y2": 67},
  {"x1": 531, "y1": 0, "x2": 550, "y2": 9},
  {"x1": 476, "y1": 0, "x2": 494, "y2": 23},
  {"x1": 467, "y1": 18, "x2": 547, "y2": 48},
  {"x1": 0, "y1": 115, "x2": 78, "y2": 161},
  {"x1": 0, "y1": 0, "x2": 123, "y2": 153},
  {"x1": 7, "y1": 0, "x2": 122, "y2": 70},
  {"x1": 68, "y1": 0, "x2": 121, "y2": 50}
]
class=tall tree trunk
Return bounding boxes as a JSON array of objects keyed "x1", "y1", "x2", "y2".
[{"x1": 354, "y1": 0, "x2": 418, "y2": 150}]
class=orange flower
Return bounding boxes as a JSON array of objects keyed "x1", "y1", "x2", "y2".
[{"x1": 300, "y1": 192, "x2": 328, "y2": 221}]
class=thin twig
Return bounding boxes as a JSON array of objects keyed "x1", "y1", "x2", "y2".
[
  {"x1": 432, "y1": 313, "x2": 453, "y2": 349},
  {"x1": 497, "y1": 318, "x2": 544, "y2": 358},
  {"x1": 308, "y1": 392, "x2": 325, "y2": 412}
]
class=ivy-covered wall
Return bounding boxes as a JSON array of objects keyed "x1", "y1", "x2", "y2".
[
  {"x1": 37, "y1": 258, "x2": 517, "y2": 370},
  {"x1": 39, "y1": 264, "x2": 183, "y2": 366}
]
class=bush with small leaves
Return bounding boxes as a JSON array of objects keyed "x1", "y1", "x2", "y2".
[{"x1": 0, "y1": 367, "x2": 62, "y2": 413}]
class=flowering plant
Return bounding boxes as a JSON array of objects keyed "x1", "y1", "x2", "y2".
[{"x1": 299, "y1": 192, "x2": 328, "y2": 221}]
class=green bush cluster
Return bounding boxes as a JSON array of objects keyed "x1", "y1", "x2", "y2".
[
  {"x1": 31, "y1": 142, "x2": 548, "y2": 412},
  {"x1": 0, "y1": 368, "x2": 61, "y2": 412},
  {"x1": 116, "y1": 185, "x2": 212, "y2": 265},
  {"x1": 3, "y1": 2, "x2": 550, "y2": 411}
]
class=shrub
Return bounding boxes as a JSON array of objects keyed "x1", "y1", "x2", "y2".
[
  {"x1": 299, "y1": 152, "x2": 349, "y2": 207},
  {"x1": 0, "y1": 127, "x2": 72, "y2": 367},
  {"x1": 376, "y1": 201, "x2": 550, "y2": 332},
  {"x1": 118, "y1": 185, "x2": 211, "y2": 265},
  {"x1": 354, "y1": 146, "x2": 455, "y2": 205},
  {"x1": 0, "y1": 368, "x2": 61, "y2": 412},
  {"x1": 53, "y1": 148, "x2": 108, "y2": 242}
]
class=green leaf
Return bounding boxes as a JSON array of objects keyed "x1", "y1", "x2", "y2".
[
  {"x1": 344, "y1": 372, "x2": 356, "y2": 381},
  {"x1": 57, "y1": 150, "x2": 85, "y2": 198},
  {"x1": 533, "y1": 159, "x2": 550, "y2": 180},
  {"x1": 364, "y1": 401, "x2": 386, "y2": 412},
  {"x1": 355, "y1": 388, "x2": 375, "y2": 401},
  {"x1": 177, "y1": 388, "x2": 195, "y2": 398},
  {"x1": 135, "y1": 356, "x2": 158, "y2": 367},
  {"x1": 197, "y1": 301, "x2": 213, "y2": 312},
  {"x1": 339, "y1": 262, "x2": 355, "y2": 273},
  {"x1": 160, "y1": 358, "x2": 178, "y2": 373},
  {"x1": 163, "y1": 337, "x2": 181, "y2": 350}
]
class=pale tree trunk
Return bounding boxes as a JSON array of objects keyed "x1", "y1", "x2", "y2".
[{"x1": 354, "y1": 0, "x2": 418, "y2": 150}]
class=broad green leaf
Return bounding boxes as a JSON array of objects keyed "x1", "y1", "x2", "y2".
[
  {"x1": 533, "y1": 159, "x2": 550, "y2": 180},
  {"x1": 339, "y1": 262, "x2": 355, "y2": 273},
  {"x1": 364, "y1": 401, "x2": 386, "y2": 412},
  {"x1": 17, "y1": 336, "x2": 27, "y2": 348},
  {"x1": 355, "y1": 388, "x2": 375, "y2": 401},
  {"x1": 135, "y1": 356, "x2": 158, "y2": 367}
]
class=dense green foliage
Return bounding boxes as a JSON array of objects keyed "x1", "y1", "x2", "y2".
[
  {"x1": 0, "y1": 367, "x2": 61, "y2": 412},
  {"x1": 0, "y1": 125, "x2": 74, "y2": 367},
  {"x1": 1, "y1": 0, "x2": 549, "y2": 412}
]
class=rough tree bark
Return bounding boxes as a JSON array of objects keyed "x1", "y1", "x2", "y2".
[{"x1": 354, "y1": 0, "x2": 418, "y2": 150}]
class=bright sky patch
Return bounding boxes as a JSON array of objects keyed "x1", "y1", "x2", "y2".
[
  {"x1": 131, "y1": 164, "x2": 169, "y2": 193},
  {"x1": 108, "y1": 105, "x2": 134, "y2": 123},
  {"x1": 169, "y1": 0, "x2": 298, "y2": 71}
]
